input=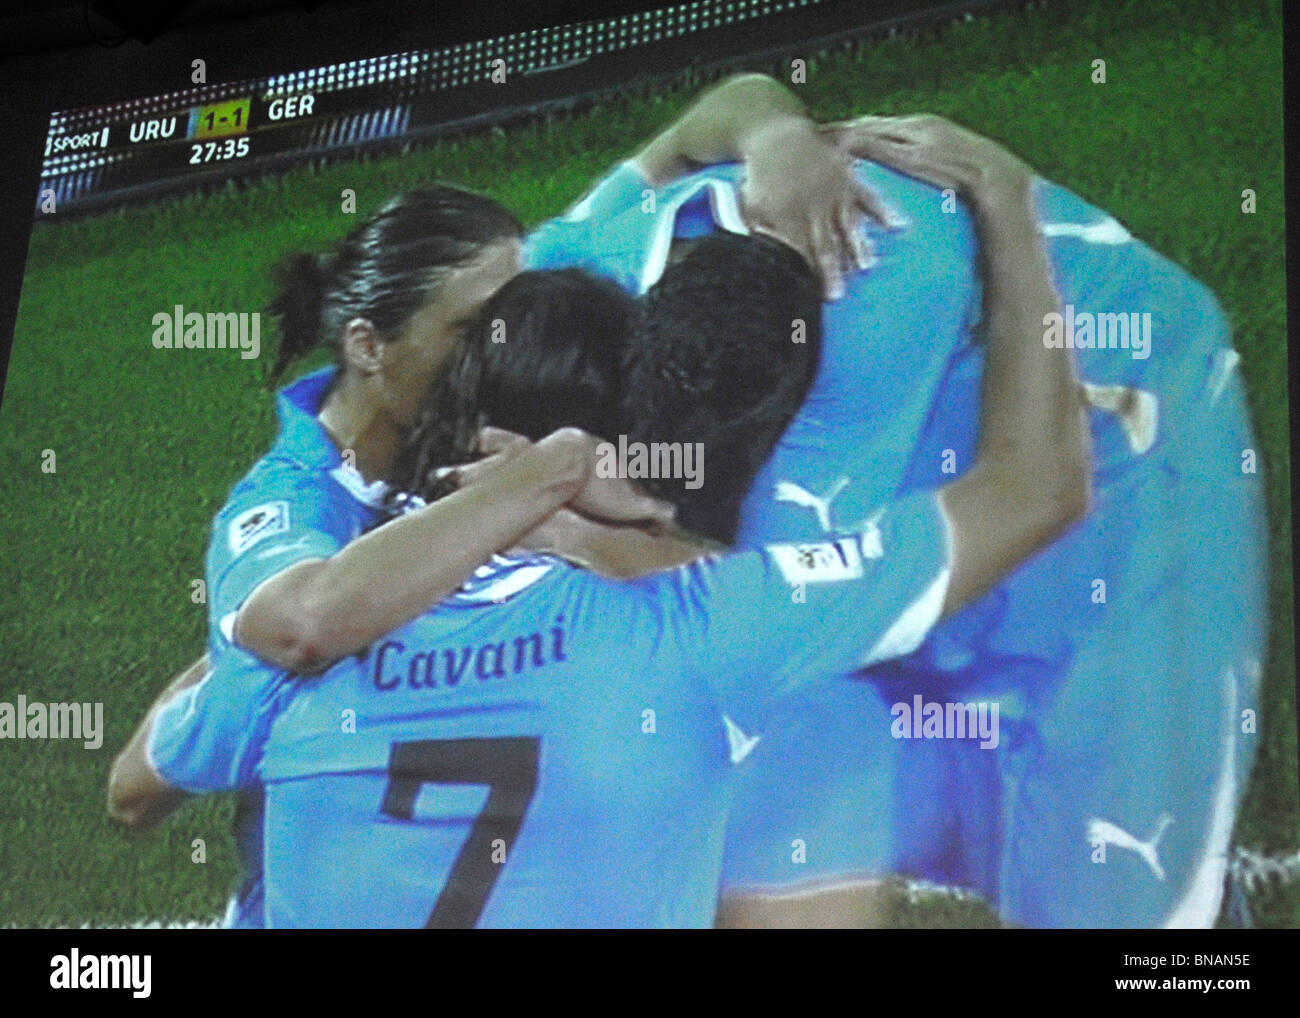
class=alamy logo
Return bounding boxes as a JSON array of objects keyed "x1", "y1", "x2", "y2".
[
  {"x1": 151, "y1": 304, "x2": 260, "y2": 359},
  {"x1": 50, "y1": 950, "x2": 150, "y2": 998},
  {"x1": 1043, "y1": 303, "x2": 1151, "y2": 360},
  {"x1": 890, "y1": 695, "x2": 999, "y2": 749},
  {"x1": 0, "y1": 696, "x2": 103, "y2": 749},
  {"x1": 594, "y1": 435, "x2": 703, "y2": 490},
  {"x1": 1088, "y1": 814, "x2": 1174, "y2": 880}
]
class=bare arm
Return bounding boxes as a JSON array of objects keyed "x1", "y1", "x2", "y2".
[
  {"x1": 634, "y1": 73, "x2": 897, "y2": 295},
  {"x1": 939, "y1": 174, "x2": 1092, "y2": 612},
  {"x1": 831, "y1": 115, "x2": 1092, "y2": 614},
  {"x1": 634, "y1": 73, "x2": 811, "y2": 184},
  {"x1": 236, "y1": 428, "x2": 671, "y2": 673},
  {"x1": 107, "y1": 654, "x2": 210, "y2": 832}
]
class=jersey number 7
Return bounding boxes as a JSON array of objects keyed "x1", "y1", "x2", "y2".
[{"x1": 381, "y1": 736, "x2": 541, "y2": 928}]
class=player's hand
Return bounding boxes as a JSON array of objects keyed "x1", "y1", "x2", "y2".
[
  {"x1": 456, "y1": 426, "x2": 676, "y2": 530},
  {"x1": 422, "y1": 425, "x2": 531, "y2": 498},
  {"x1": 818, "y1": 114, "x2": 1033, "y2": 206},
  {"x1": 555, "y1": 429, "x2": 677, "y2": 530},
  {"x1": 739, "y1": 116, "x2": 902, "y2": 299}
]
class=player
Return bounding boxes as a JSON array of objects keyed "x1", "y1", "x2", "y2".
[
  {"x1": 187, "y1": 186, "x2": 672, "y2": 928},
  {"x1": 528, "y1": 111, "x2": 1266, "y2": 927},
  {"x1": 112, "y1": 178, "x2": 1090, "y2": 924},
  {"x1": 110, "y1": 72, "x2": 900, "y2": 927}
]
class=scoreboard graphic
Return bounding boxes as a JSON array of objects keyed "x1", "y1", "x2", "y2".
[
  {"x1": 37, "y1": 0, "x2": 1005, "y2": 216},
  {"x1": 41, "y1": 47, "x2": 424, "y2": 213}
]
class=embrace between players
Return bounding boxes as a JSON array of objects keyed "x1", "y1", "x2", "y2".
[{"x1": 106, "y1": 72, "x2": 1263, "y2": 928}]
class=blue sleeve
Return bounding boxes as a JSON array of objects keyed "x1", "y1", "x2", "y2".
[
  {"x1": 640, "y1": 489, "x2": 953, "y2": 733},
  {"x1": 206, "y1": 461, "x2": 363, "y2": 632},
  {"x1": 524, "y1": 160, "x2": 659, "y2": 289},
  {"x1": 523, "y1": 160, "x2": 756, "y2": 293},
  {"x1": 147, "y1": 656, "x2": 288, "y2": 794}
]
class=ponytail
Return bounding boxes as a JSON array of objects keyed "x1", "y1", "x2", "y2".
[{"x1": 266, "y1": 251, "x2": 333, "y2": 388}]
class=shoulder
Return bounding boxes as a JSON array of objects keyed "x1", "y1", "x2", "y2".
[
  {"x1": 206, "y1": 454, "x2": 370, "y2": 583},
  {"x1": 215, "y1": 454, "x2": 357, "y2": 532}
]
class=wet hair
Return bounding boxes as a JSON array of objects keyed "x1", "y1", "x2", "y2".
[
  {"x1": 391, "y1": 234, "x2": 820, "y2": 547},
  {"x1": 266, "y1": 185, "x2": 523, "y2": 386},
  {"x1": 393, "y1": 268, "x2": 633, "y2": 502},
  {"x1": 622, "y1": 231, "x2": 823, "y2": 544}
]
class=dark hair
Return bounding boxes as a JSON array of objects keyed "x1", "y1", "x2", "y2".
[
  {"x1": 623, "y1": 232, "x2": 822, "y2": 544},
  {"x1": 393, "y1": 268, "x2": 633, "y2": 501},
  {"x1": 266, "y1": 185, "x2": 523, "y2": 386}
]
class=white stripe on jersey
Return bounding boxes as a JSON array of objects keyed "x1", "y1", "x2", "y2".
[
  {"x1": 1041, "y1": 217, "x2": 1133, "y2": 245},
  {"x1": 1163, "y1": 665, "x2": 1241, "y2": 929}
]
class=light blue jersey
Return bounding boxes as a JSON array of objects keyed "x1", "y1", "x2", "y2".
[
  {"x1": 528, "y1": 157, "x2": 979, "y2": 543},
  {"x1": 528, "y1": 160, "x2": 1266, "y2": 927},
  {"x1": 151, "y1": 492, "x2": 952, "y2": 927},
  {"x1": 190, "y1": 366, "x2": 392, "y2": 928},
  {"x1": 206, "y1": 367, "x2": 392, "y2": 639},
  {"x1": 525, "y1": 158, "x2": 980, "y2": 891}
]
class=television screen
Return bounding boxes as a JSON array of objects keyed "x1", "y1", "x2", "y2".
[{"x1": 0, "y1": 0, "x2": 1292, "y2": 948}]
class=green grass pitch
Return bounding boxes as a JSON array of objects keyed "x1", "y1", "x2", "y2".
[{"x1": 0, "y1": 0, "x2": 1291, "y2": 927}]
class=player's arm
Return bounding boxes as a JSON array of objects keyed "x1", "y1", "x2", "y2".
[
  {"x1": 109, "y1": 649, "x2": 287, "y2": 832},
  {"x1": 937, "y1": 169, "x2": 1092, "y2": 612},
  {"x1": 826, "y1": 115, "x2": 1092, "y2": 612},
  {"x1": 638, "y1": 488, "x2": 953, "y2": 735},
  {"x1": 107, "y1": 654, "x2": 209, "y2": 831},
  {"x1": 235, "y1": 427, "x2": 672, "y2": 673},
  {"x1": 631, "y1": 73, "x2": 897, "y2": 295},
  {"x1": 634, "y1": 73, "x2": 809, "y2": 184}
]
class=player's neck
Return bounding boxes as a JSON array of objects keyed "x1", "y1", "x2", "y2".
[
  {"x1": 317, "y1": 382, "x2": 402, "y2": 483},
  {"x1": 511, "y1": 510, "x2": 710, "y2": 579}
]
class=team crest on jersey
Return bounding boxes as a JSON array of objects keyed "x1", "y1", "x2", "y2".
[
  {"x1": 768, "y1": 536, "x2": 864, "y2": 585},
  {"x1": 229, "y1": 501, "x2": 289, "y2": 555}
]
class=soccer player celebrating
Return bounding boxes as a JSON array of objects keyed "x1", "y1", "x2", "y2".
[
  {"x1": 108, "y1": 72, "x2": 901, "y2": 927},
  {"x1": 112, "y1": 164, "x2": 1089, "y2": 923},
  {"x1": 526, "y1": 111, "x2": 1265, "y2": 928}
]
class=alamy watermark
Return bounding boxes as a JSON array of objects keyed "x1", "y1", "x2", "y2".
[
  {"x1": 595, "y1": 435, "x2": 704, "y2": 490},
  {"x1": 891, "y1": 694, "x2": 999, "y2": 749},
  {"x1": 1043, "y1": 304, "x2": 1151, "y2": 360},
  {"x1": 0, "y1": 695, "x2": 103, "y2": 749},
  {"x1": 50, "y1": 950, "x2": 150, "y2": 997},
  {"x1": 151, "y1": 304, "x2": 260, "y2": 359}
]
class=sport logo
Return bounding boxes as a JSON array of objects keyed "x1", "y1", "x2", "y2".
[
  {"x1": 774, "y1": 479, "x2": 887, "y2": 557},
  {"x1": 774, "y1": 477, "x2": 850, "y2": 533},
  {"x1": 229, "y1": 501, "x2": 289, "y2": 555},
  {"x1": 722, "y1": 715, "x2": 761, "y2": 764},
  {"x1": 1081, "y1": 382, "x2": 1159, "y2": 455},
  {"x1": 1041, "y1": 216, "x2": 1132, "y2": 245},
  {"x1": 769, "y1": 536, "x2": 864, "y2": 585},
  {"x1": 1087, "y1": 814, "x2": 1174, "y2": 880}
]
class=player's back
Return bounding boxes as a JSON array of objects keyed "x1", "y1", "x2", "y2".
[{"x1": 257, "y1": 553, "x2": 736, "y2": 928}]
